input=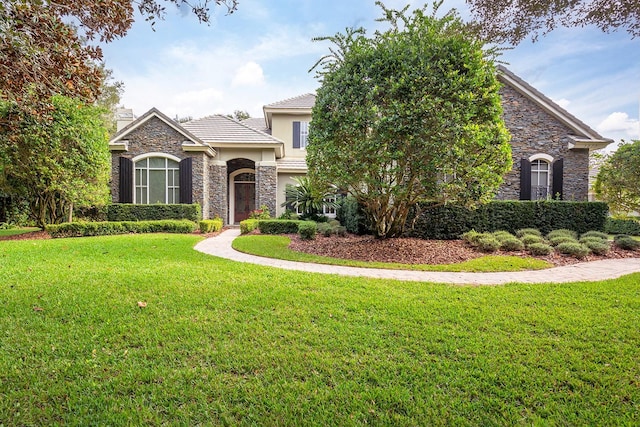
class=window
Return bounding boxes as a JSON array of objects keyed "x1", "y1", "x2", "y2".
[
  {"x1": 135, "y1": 157, "x2": 180, "y2": 204},
  {"x1": 531, "y1": 159, "x2": 550, "y2": 200},
  {"x1": 322, "y1": 196, "x2": 336, "y2": 217},
  {"x1": 299, "y1": 121, "x2": 309, "y2": 149},
  {"x1": 293, "y1": 121, "x2": 309, "y2": 149}
]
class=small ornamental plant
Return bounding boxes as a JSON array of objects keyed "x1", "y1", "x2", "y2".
[
  {"x1": 520, "y1": 234, "x2": 546, "y2": 247},
  {"x1": 556, "y1": 242, "x2": 590, "y2": 259},
  {"x1": 527, "y1": 242, "x2": 554, "y2": 256},
  {"x1": 614, "y1": 235, "x2": 640, "y2": 250},
  {"x1": 516, "y1": 228, "x2": 542, "y2": 238}
]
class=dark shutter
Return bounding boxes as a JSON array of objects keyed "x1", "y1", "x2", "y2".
[
  {"x1": 119, "y1": 157, "x2": 133, "y2": 203},
  {"x1": 552, "y1": 158, "x2": 564, "y2": 200},
  {"x1": 519, "y1": 158, "x2": 531, "y2": 200},
  {"x1": 292, "y1": 121, "x2": 301, "y2": 149},
  {"x1": 179, "y1": 157, "x2": 193, "y2": 204}
]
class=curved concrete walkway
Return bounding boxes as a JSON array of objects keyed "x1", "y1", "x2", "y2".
[{"x1": 194, "y1": 229, "x2": 640, "y2": 285}]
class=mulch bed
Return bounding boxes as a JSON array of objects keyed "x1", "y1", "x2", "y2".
[
  {"x1": 288, "y1": 234, "x2": 640, "y2": 267},
  {"x1": 0, "y1": 231, "x2": 50, "y2": 241}
]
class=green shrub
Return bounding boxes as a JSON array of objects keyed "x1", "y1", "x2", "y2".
[
  {"x1": 408, "y1": 201, "x2": 608, "y2": 240},
  {"x1": 614, "y1": 235, "x2": 640, "y2": 250},
  {"x1": 249, "y1": 205, "x2": 271, "y2": 220},
  {"x1": 477, "y1": 235, "x2": 501, "y2": 253},
  {"x1": 492, "y1": 230, "x2": 516, "y2": 242},
  {"x1": 461, "y1": 230, "x2": 490, "y2": 247},
  {"x1": 329, "y1": 220, "x2": 341, "y2": 227},
  {"x1": 520, "y1": 234, "x2": 546, "y2": 247},
  {"x1": 75, "y1": 205, "x2": 108, "y2": 222},
  {"x1": 580, "y1": 230, "x2": 609, "y2": 240},
  {"x1": 240, "y1": 219, "x2": 259, "y2": 235},
  {"x1": 46, "y1": 220, "x2": 196, "y2": 238},
  {"x1": 107, "y1": 204, "x2": 201, "y2": 221},
  {"x1": 198, "y1": 218, "x2": 223, "y2": 233},
  {"x1": 258, "y1": 220, "x2": 303, "y2": 235},
  {"x1": 527, "y1": 242, "x2": 553, "y2": 256},
  {"x1": 605, "y1": 217, "x2": 640, "y2": 236},
  {"x1": 334, "y1": 225, "x2": 348, "y2": 237},
  {"x1": 337, "y1": 196, "x2": 369, "y2": 235},
  {"x1": 547, "y1": 229, "x2": 578, "y2": 240},
  {"x1": 298, "y1": 221, "x2": 317, "y2": 240},
  {"x1": 556, "y1": 242, "x2": 590, "y2": 258},
  {"x1": 549, "y1": 236, "x2": 578, "y2": 246},
  {"x1": 516, "y1": 228, "x2": 542, "y2": 238},
  {"x1": 580, "y1": 239, "x2": 610, "y2": 255},
  {"x1": 278, "y1": 210, "x2": 299, "y2": 220},
  {"x1": 500, "y1": 237, "x2": 525, "y2": 251},
  {"x1": 317, "y1": 222, "x2": 334, "y2": 237}
]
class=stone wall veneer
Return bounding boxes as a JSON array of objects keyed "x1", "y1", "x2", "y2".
[{"x1": 256, "y1": 164, "x2": 277, "y2": 216}]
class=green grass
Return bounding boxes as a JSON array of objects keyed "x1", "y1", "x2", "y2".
[
  {"x1": 232, "y1": 234, "x2": 551, "y2": 272},
  {"x1": 0, "y1": 227, "x2": 40, "y2": 237},
  {"x1": 1, "y1": 234, "x2": 639, "y2": 425}
]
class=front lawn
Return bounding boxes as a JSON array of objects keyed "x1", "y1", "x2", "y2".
[
  {"x1": 0, "y1": 226, "x2": 40, "y2": 237},
  {"x1": 232, "y1": 234, "x2": 551, "y2": 272},
  {"x1": 1, "y1": 235, "x2": 638, "y2": 425}
]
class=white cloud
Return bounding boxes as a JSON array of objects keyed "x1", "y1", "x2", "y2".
[
  {"x1": 597, "y1": 112, "x2": 640, "y2": 138},
  {"x1": 231, "y1": 62, "x2": 265, "y2": 87},
  {"x1": 553, "y1": 98, "x2": 571, "y2": 109}
]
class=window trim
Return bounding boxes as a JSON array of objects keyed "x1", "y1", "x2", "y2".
[{"x1": 132, "y1": 153, "x2": 181, "y2": 204}]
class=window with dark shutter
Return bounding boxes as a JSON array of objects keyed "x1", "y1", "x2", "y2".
[
  {"x1": 519, "y1": 158, "x2": 531, "y2": 200},
  {"x1": 292, "y1": 121, "x2": 301, "y2": 149},
  {"x1": 179, "y1": 157, "x2": 193, "y2": 204},
  {"x1": 119, "y1": 157, "x2": 133, "y2": 203},
  {"x1": 552, "y1": 158, "x2": 564, "y2": 200}
]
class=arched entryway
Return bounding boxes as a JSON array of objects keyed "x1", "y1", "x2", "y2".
[{"x1": 228, "y1": 159, "x2": 256, "y2": 224}]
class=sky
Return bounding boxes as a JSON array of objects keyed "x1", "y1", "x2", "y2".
[{"x1": 100, "y1": 0, "x2": 640, "y2": 150}]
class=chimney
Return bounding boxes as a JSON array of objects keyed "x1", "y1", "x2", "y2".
[{"x1": 116, "y1": 108, "x2": 134, "y2": 132}]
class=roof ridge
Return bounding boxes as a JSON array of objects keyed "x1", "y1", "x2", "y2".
[{"x1": 265, "y1": 92, "x2": 316, "y2": 108}]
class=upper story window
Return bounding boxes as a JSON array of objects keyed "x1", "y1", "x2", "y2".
[
  {"x1": 135, "y1": 156, "x2": 180, "y2": 204},
  {"x1": 293, "y1": 121, "x2": 309, "y2": 150},
  {"x1": 531, "y1": 159, "x2": 550, "y2": 200}
]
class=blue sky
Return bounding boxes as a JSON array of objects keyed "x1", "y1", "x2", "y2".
[{"x1": 101, "y1": 0, "x2": 640, "y2": 150}]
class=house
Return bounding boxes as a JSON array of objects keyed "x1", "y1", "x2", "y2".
[{"x1": 108, "y1": 67, "x2": 613, "y2": 224}]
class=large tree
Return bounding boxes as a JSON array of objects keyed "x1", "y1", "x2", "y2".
[
  {"x1": 467, "y1": 0, "x2": 640, "y2": 44},
  {"x1": 0, "y1": 0, "x2": 238, "y2": 108},
  {"x1": 307, "y1": 2, "x2": 511, "y2": 238},
  {"x1": 0, "y1": 95, "x2": 111, "y2": 227},
  {"x1": 594, "y1": 140, "x2": 640, "y2": 215}
]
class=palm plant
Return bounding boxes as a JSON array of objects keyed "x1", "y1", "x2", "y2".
[{"x1": 282, "y1": 176, "x2": 338, "y2": 218}]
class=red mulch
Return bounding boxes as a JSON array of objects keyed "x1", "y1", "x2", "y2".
[
  {"x1": 288, "y1": 234, "x2": 640, "y2": 267},
  {"x1": 0, "y1": 231, "x2": 50, "y2": 241}
]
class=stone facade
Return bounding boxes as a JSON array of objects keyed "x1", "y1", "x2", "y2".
[
  {"x1": 256, "y1": 164, "x2": 277, "y2": 215},
  {"x1": 209, "y1": 162, "x2": 228, "y2": 220},
  {"x1": 109, "y1": 116, "x2": 211, "y2": 216},
  {"x1": 497, "y1": 84, "x2": 590, "y2": 201}
]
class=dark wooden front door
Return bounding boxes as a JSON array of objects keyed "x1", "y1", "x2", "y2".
[{"x1": 234, "y1": 182, "x2": 255, "y2": 222}]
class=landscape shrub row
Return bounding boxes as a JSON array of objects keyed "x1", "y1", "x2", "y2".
[
  {"x1": 408, "y1": 201, "x2": 609, "y2": 240},
  {"x1": 257, "y1": 220, "x2": 306, "y2": 235},
  {"x1": 106, "y1": 204, "x2": 201, "y2": 222},
  {"x1": 46, "y1": 220, "x2": 197, "y2": 238},
  {"x1": 198, "y1": 218, "x2": 223, "y2": 233},
  {"x1": 240, "y1": 219, "x2": 259, "y2": 234},
  {"x1": 605, "y1": 217, "x2": 640, "y2": 236},
  {"x1": 462, "y1": 228, "x2": 637, "y2": 259}
]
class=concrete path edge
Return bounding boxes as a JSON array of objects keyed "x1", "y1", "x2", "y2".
[{"x1": 194, "y1": 229, "x2": 640, "y2": 285}]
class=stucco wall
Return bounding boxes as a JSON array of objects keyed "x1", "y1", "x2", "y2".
[
  {"x1": 497, "y1": 84, "x2": 590, "y2": 201},
  {"x1": 271, "y1": 114, "x2": 312, "y2": 158}
]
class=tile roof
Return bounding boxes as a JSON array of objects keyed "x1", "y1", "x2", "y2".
[
  {"x1": 241, "y1": 117, "x2": 271, "y2": 134},
  {"x1": 276, "y1": 158, "x2": 308, "y2": 171},
  {"x1": 183, "y1": 114, "x2": 282, "y2": 144},
  {"x1": 264, "y1": 93, "x2": 316, "y2": 109}
]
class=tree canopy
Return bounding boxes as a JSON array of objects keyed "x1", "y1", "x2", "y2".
[
  {"x1": 307, "y1": 2, "x2": 512, "y2": 238},
  {"x1": 594, "y1": 140, "x2": 640, "y2": 215},
  {"x1": 0, "y1": 0, "x2": 238, "y2": 108},
  {"x1": 466, "y1": 0, "x2": 640, "y2": 44},
  {"x1": 0, "y1": 95, "x2": 111, "y2": 227}
]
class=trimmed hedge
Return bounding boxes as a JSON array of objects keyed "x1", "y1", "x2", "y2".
[
  {"x1": 605, "y1": 217, "x2": 640, "y2": 236},
  {"x1": 107, "y1": 204, "x2": 201, "y2": 222},
  {"x1": 198, "y1": 218, "x2": 223, "y2": 233},
  {"x1": 257, "y1": 220, "x2": 305, "y2": 235},
  {"x1": 298, "y1": 221, "x2": 317, "y2": 240},
  {"x1": 46, "y1": 220, "x2": 197, "y2": 238},
  {"x1": 407, "y1": 201, "x2": 609, "y2": 240},
  {"x1": 240, "y1": 219, "x2": 259, "y2": 235}
]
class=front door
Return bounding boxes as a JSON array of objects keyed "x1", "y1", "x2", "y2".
[{"x1": 234, "y1": 182, "x2": 255, "y2": 222}]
